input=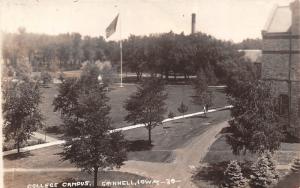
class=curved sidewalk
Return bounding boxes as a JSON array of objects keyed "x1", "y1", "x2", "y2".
[{"x1": 2, "y1": 105, "x2": 233, "y2": 156}]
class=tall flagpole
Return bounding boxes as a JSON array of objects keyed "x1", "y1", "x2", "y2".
[{"x1": 119, "y1": 11, "x2": 123, "y2": 88}]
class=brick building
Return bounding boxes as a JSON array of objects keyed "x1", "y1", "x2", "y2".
[{"x1": 261, "y1": 0, "x2": 300, "y2": 137}]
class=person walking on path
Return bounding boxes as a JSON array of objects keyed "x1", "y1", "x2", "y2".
[{"x1": 203, "y1": 105, "x2": 207, "y2": 117}]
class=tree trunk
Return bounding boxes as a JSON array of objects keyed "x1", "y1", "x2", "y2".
[
  {"x1": 148, "y1": 126, "x2": 152, "y2": 144},
  {"x1": 94, "y1": 167, "x2": 98, "y2": 188},
  {"x1": 17, "y1": 140, "x2": 20, "y2": 153},
  {"x1": 165, "y1": 71, "x2": 169, "y2": 81}
]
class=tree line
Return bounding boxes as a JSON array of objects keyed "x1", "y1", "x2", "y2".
[
  {"x1": 2, "y1": 28, "x2": 118, "y2": 72},
  {"x1": 2, "y1": 28, "x2": 260, "y2": 84}
]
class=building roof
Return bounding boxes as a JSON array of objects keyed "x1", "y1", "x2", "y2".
[
  {"x1": 263, "y1": 5, "x2": 291, "y2": 33},
  {"x1": 239, "y1": 49, "x2": 262, "y2": 63}
]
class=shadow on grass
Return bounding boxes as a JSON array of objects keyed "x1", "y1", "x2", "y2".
[
  {"x1": 219, "y1": 126, "x2": 232, "y2": 134},
  {"x1": 282, "y1": 132, "x2": 300, "y2": 143},
  {"x1": 127, "y1": 140, "x2": 153, "y2": 152},
  {"x1": 189, "y1": 115, "x2": 208, "y2": 119},
  {"x1": 192, "y1": 161, "x2": 228, "y2": 187},
  {"x1": 273, "y1": 172, "x2": 300, "y2": 188},
  {"x1": 192, "y1": 161, "x2": 252, "y2": 186},
  {"x1": 4, "y1": 151, "x2": 33, "y2": 160},
  {"x1": 172, "y1": 121, "x2": 183, "y2": 124},
  {"x1": 45, "y1": 125, "x2": 64, "y2": 134}
]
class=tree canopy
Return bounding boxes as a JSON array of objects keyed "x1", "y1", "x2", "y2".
[
  {"x1": 3, "y1": 81, "x2": 43, "y2": 153},
  {"x1": 2, "y1": 29, "x2": 256, "y2": 86},
  {"x1": 226, "y1": 81, "x2": 283, "y2": 154},
  {"x1": 124, "y1": 77, "x2": 167, "y2": 144},
  {"x1": 53, "y1": 64, "x2": 127, "y2": 187}
]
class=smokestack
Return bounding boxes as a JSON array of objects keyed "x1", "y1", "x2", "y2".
[{"x1": 191, "y1": 13, "x2": 196, "y2": 34}]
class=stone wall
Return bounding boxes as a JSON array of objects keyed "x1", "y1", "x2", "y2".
[
  {"x1": 261, "y1": 54, "x2": 289, "y2": 80},
  {"x1": 262, "y1": 35, "x2": 300, "y2": 136}
]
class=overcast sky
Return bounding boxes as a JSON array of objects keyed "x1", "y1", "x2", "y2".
[{"x1": 0, "y1": 0, "x2": 294, "y2": 42}]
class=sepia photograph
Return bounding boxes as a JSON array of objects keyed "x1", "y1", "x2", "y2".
[{"x1": 1, "y1": 0, "x2": 300, "y2": 187}]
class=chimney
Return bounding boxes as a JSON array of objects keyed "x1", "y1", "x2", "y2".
[
  {"x1": 191, "y1": 13, "x2": 196, "y2": 34},
  {"x1": 290, "y1": 0, "x2": 300, "y2": 34}
]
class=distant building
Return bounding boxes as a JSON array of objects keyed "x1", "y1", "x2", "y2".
[
  {"x1": 239, "y1": 49, "x2": 262, "y2": 78},
  {"x1": 261, "y1": 0, "x2": 300, "y2": 137}
]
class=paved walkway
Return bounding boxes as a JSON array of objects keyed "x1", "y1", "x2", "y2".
[
  {"x1": 4, "y1": 121, "x2": 229, "y2": 188},
  {"x1": 3, "y1": 105, "x2": 233, "y2": 156},
  {"x1": 118, "y1": 121, "x2": 229, "y2": 188}
]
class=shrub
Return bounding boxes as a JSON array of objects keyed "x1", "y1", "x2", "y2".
[
  {"x1": 265, "y1": 151, "x2": 279, "y2": 180},
  {"x1": 45, "y1": 125, "x2": 64, "y2": 134},
  {"x1": 222, "y1": 160, "x2": 247, "y2": 188},
  {"x1": 177, "y1": 102, "x2": 188, "y2": 115},
  {"x1": 168, "y1": 111, "x2": 175, "y2": 118},
  {"x1": 250, "y1": 153, "x2": 277, "y2": 187},
  {"x1": 291, "y1": 158, "x2": 300, "y2": 173}
]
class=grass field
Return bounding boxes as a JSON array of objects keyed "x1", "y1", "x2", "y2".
[
  {"x1": 3, "y1": 81, "x2": 232, "y2": 188},
  {"x1": 40, "y1": 83, "x2": 228, "y2": 134},
  {"x1": 202, "y1": 135, "x2": 300, "y2": 165},
  {"x1": 125, "y1": 110, "x2": 230, "y2": 162},
  {"x1": 35, "y1": 83, "x2": 230, "y2": 163}
]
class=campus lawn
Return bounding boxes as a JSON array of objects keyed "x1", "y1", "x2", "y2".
[
  {"x1": 4, "y1": 81, "x2": 231, "y2": 187},
  {"x1": 4, "y1": 111, "x2": 231, "y2": 167},
  {"x1": 4, "y1": 171, "x2": 153, "y2": 188},
  {"x1": 125, "y1": 110, "x2": 230, "y2": 162},
  {"x1": 202, "y1": 135, "x2": 300, "y2": 165},
  {"x1": 34, "y1": 82, "x2": 231, "y2": 163},
  {"x1": 39, "y1": 83, "x2": 228, "y2": 136}
]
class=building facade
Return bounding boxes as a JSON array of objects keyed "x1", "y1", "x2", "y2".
[{"x1": 261, "y1": 0, "x2": 300, "y2": 137}]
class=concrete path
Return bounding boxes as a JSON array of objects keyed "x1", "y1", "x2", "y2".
[
  {"x1": 3, "y1": 105, "x2": 233, "y2": 156},
  {"x1": 118, "y1": 121, "x2": 229, "y2": 188},
  {"x1": 3, "y1": 140, "x2": 65, "y2": 156},
  {"x1": 4, "y1": 121, "x2": 229, "y2": 188}
]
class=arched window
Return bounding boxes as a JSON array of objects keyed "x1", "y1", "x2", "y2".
[{"x1": 278, "y1": 94, "x2": 289, "y2": 116}]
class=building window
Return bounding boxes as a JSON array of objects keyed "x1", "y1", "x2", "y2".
[{"x1": 278, "y1": 94, "x2": 289, "y2": 116}]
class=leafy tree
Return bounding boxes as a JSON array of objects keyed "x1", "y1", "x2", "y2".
[
  {"x1": 58, "y1": 71, "x2": 65, "y2": 82},
  {"x1": 3, "y1": 81, "x2": 43, "y2": 153},
  {"x1": 236, "y1": 38, "x2": 263, "y2": 50},
  {"x1": 53, "y1": 64, "x2": 127, "y2": 187},
  {"x1": 41, "y1": 71, "x2": 52, "y2": 85},
  {"x1": 124, "y1": 77, "x2": 167, "y2": 144},
  {"x1": 96, "y1": 61, "x2": 116, "y2": 86},
  {"x1": 250, "y1": 154, "x2": 276, "y2": 188},
  {"x1": 123, "y1": 35, "x2": 148, "y2": 80},
  {"x1": 177, "y1": 102, "x2": 188, "y2": 116},
  {"x1": 291, "y1": 158, "x2": 300, "y2": 173},
  {"x1": 222, "y1": 160, "x2": 247, "y2": 188},
  {"x1": 14, "y1": 58, "x2": 32, "y2": 81},
  {"x1": 226, "y1": 81, "x2": 283, "y2": 154},
  {"x1": 192, "y1": 70, "x2": 213, "y2": 111}
]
